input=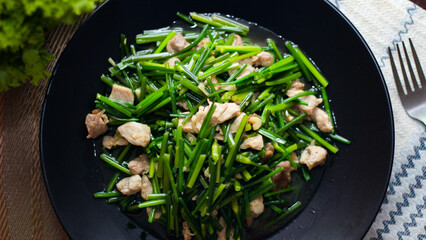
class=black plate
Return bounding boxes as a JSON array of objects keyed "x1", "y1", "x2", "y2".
[{"x1": 40, "y1": 0, "x2": 394, "y2": 239}]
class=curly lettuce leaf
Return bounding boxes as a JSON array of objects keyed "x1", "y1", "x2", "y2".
[{"x1": 0, "y1": 0, "x2": 101, "y2": 92}]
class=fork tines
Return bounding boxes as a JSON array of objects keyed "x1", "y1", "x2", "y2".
[{"x1": 388, "y1": 38, "x2": 426, "y2": 96}]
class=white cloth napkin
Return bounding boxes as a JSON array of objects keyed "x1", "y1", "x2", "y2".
[{"x1": 327, "y1": 0, "x2": 426, "y2": 239}]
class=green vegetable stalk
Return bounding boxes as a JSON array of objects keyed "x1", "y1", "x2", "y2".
[{"x1": 0, "y1": 0, "x2": 103, "y2": 92}]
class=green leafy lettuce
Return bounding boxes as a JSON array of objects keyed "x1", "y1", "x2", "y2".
[{"x1": 0, "y1": 0, "x2": 102, "y2": 92}]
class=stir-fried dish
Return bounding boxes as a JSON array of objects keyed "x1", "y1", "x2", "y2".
[{"x1": 85, "y1": 12, "x2": 350, "y2": 240}]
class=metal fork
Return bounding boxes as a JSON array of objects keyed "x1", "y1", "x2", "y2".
[{"x1": 388, "y1": 39, "x2": 426, "y2": 125}]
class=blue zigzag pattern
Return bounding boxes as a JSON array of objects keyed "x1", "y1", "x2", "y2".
[
  {"x1": 379, "y1": 4, "x2": 417, "y2": 68},
  {"x1": 370, "y1": 136, "x2": 426, "y2": 240}
]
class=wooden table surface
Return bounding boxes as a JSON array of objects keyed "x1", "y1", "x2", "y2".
[{"x1": 0, "y1": 1, "x2": 424, "y2": 239}]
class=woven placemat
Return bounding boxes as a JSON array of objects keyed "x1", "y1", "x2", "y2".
[
  {"x1": 0, "y1": 13, "x2": 89, "y2": 240},
  {"x1": 0, "y1": 1, "x2": 425, "y2": 239}
]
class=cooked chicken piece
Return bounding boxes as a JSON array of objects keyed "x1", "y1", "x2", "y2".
[
  {"x1": 191, "y1": 105, "x2": 208, "y2": 133},
  {"x1": 179, "y1": 118, "x2": 197, "y2": 133},
  {"x1": 290, "y1": 151, "x2": 299, "y2": 163},
  {"x1": 109, "y1": 84, "x2": 134, "y2": 104},
  {"x1": 286, "y1": 79, "x2": 305, "y2": 97},
  {"x1": 248, "y1": 113, "x2": 262, "y2": 130},
  {"x1": 140, "y1": 175, "x2": 153, "y2": 200},
  {"x1": 196, "y1": 37, "x2": 211, "y2": 50},
  {"x1": 214, "y1": 133, "x2": 224, "y2": 141},
  {"x1": 128, "y1": 154, "x2": 150, "y2": 175},
  {"x1": 250, "y1": 195, "x2": 264, "y2": 218},
  {"x1": 232, "y1": 34, "x2": 244, "y2": 46},
  {"x1": 298, "y1": 95, "x2": 323, "y2": 115},
  {"x1": 182, "y1": 221, "x2": 195, "y2": 240},
  {"x1": 166, "y1": 34, "x2": 190, "y2": 53},
  {"x1": 230, "y1": 113, "x2": 246, "y2": 133},
  {"x1": 167, "y1": 57, "x2": 180, "y2": 68},
  {"x1": 177, "y1": 100, "x2": 190, "y2": 110},
  {"x1": 102, "y1": 134, "x2": 128, "y2": 149},
  {"x1": 272, "y1": 161, "x2": 294, "y2": 190},
  {"x1": 300, "y1": 142, "x2": 327, "y2": 170},
  {"x1": 116, "y1": 175, "x2": 142, "y2": 195},
  {"x1": 310, "y1": 108, "x2": 333, "y2": 133},
  {"x1": 146, "y1": 207, "x2": 162, "y2": 220},
  {"x1": 214, "y1": 102, "x2": 241, "y2": 124},
  {"x1": 264, "y1": 142, "x2": 274, "y2": 160},
  {"x1": 117, "y1": 122, "x2": 151, "y2": 147},
  {"x1": 217, "y1": 217, "x2": 235, "y2": 240},
  {"x1": 240, "y1": 134, "x2": 264, "y2": 151},
  {"x1": 252, "y1": 52, "x2": 274, "y2": 67},
  {"x1": 85, "y1": 109, "x2": 109, "y2": 139},
  {"x1": 228, "y1": 58, "x2": 255, "y2": 79}
]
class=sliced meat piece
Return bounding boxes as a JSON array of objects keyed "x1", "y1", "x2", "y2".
[
  {"x1": 248, "y1": 113, "x2": 262, "y2": 130},
  {"x1": 217, "y1": 217, "x2": 235, "y2": 240},
  {"x1": 177, "y1": 100, "x2": 190, "y2": 110},
  {"x1": 167, "y1": 57, "x2": 180, "y2": 68},
  {"x1": 196, "y1": 37, "x2": 211, "y2": 50},
  {"x1": 116, "y1": 175, "x2": 142, "y2": 195},
  {"x1": 146, "y1": 207, "x2": 162, "y2": 220},
  {"x1": 117, "y1": 122, "x2": 151, "y2": 147},
  {"x1": 179, "y1": 118, "x2": 196, "y2": 133},
  {"x1": 290, "y1": 151, "x2": 299, "y2": 163},
  {"x1": 85, "y1": 109, "x2": 109, "y2": 139},
  {"x1": 141, "y1": 175, "x2": 153, "y2": 200},
  {"x1": 298, "y1": 95, "x2": 323, "y2": 115},
  {"x1": 250, "y1": 195, "x2": 264, "y2": 218},
  {"x1": 286, "y1": 79, "x2": 305, "y2": 97},
  {"x1": 228, "y1": 58, "x2": 255, "y2": 79},
  {"x1": 240, "y1": 135, "x2": 264, "y2": 151},
  {"x1": 230, "y1": 113, "x2": 246, "y2": 134},
  {"x1": 272, "y1": 161, "x2": 294, "y2": 190},
  {"x1": 182, "y1": 221, "x2": 195, "y2": 240},
  {"x1": 109, "y1": 84, "x2": 134, "y2": 104},
  {"x1": 310, "y1": 108, "x2": 333, "y2": 133},
  {"x1": 191, "y1": 105, "x2": 209, "y2": 133},
  {"x1": 252, "y1": 52, "x2": 274, "y2": 67},
  {"x1": 166, "y1": 34, "x2": 190, "y2": 53},
  {"x1": 264, "y1": 142, "x2": 274, "y2": 160},
  {"x1": 128, "y1": 154, "x2": 150, "y2": 175},
  {"x1": 300, "y1": 143, "x2": 327, "y2": 170},
  {"x1": 216, "y1": 102, "x2": 241, "y2": 123},
  {"x1": 214, "y1": 133, "x2": 224, "y2": 141},
  {"x1": 102, "y1": 134, "x2": 128, "y2": 149},
  {"x1": 232, "y1": 34, "x2": 244, "y2": 46}
]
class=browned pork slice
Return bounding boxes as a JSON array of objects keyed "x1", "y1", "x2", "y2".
[
  {"x1": 177, "y1": 100, "x2": 190, "y2": 110},
  {"x1": 298, "y1": 95, "x2": 323, "y2": 115},
  {"x1": 252, "y1": 52, "x2": 274, "y2": 67},
  {"x1": 271, "y1": 161, "x2": 294, "y2": 190},
  {"x1": 213, "y1": 102, "x2": 241, "y2": 124},
  {"x1": 217, "y1": 217, "x2": 235, "y2": 240},
  {"x1": 232, "y1": 34, "x2": 244, "y2": 46},
  {"x1": 146, "y1": 207, "x2": 162, "y2": 220},
  {"x1": 178, "y1": 118, "x2": 197, "y2": 133},
  {"x1": 102, "y1": 134, "x2": 128, "y2": 149},
  {"x1": 182, "y1": 221, "x2": 195, "y2": 240},
  {"x1": 140, "y1": 175, "x2": 153, "y2": 200},
  {"x1": 264, "y1": 142, "x2": 274, "y2": 160},
  {"x1": 230, "y1": 113, "x2": 246, "y2": 133},
  {"x1": 166, "y1": 34, "x2": 189, "y2": 53},
  {"x1": 167, "y1": 57, "x2": 180, "y2": 68},
  {"x1": 117, "y1": 122, "x2": 151, "y2": 147},
  {"x1": 240, "y1": 134, "x2": 264, "y2": 151},
  {"x1": 300, "y1": 142, "x2": 327, "y2": 170},
  {"x1": 128, "y1": 154, "x2": 150, "y2": 175},
  {"x1": 85, "y1": 109, "x2": 109, "y2": 139},
  {"x1": 116, "y1": 175, "x2": 142, "y2": 195},
  {"x1": 228, "y1": 58, "x2": 255, "y2": 79},
  {"x1": 196, "y1": 37, "x2": 211, "y2": 50},
  {"x1": 310, "y1": 108, "x2": 333, "y2": 133},
  {"x1": 286, "y1": 79, "x2": 305, "y2": 97},
  {"x1": 109, "y1": 84, "x2": 134, "y2": 104}
]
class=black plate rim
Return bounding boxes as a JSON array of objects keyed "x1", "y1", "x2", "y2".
[{"x1": 39, "y1": 0, "x2": 395, "y2": 238}]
